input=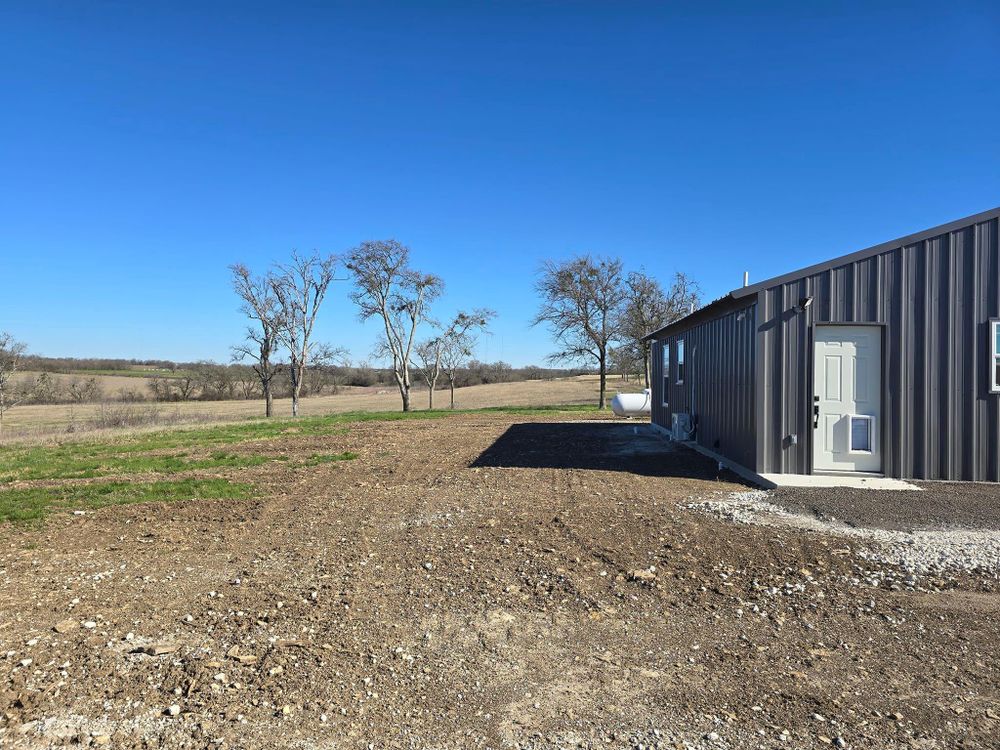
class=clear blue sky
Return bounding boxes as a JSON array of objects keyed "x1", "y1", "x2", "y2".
[{"x1": 2, "y1": 1, "x2": 998, "y2": 367}]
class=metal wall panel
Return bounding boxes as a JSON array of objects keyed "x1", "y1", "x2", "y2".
[
  {"x1": 757, "y1": 216, "x2": 1000, "y2": 480},
  {"x1": 650, "y1": 303, "x2": 757, "y2": 470}
]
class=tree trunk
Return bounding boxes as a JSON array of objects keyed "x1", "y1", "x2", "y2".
[
  {"x1": 290, "y1": 366, "x2": 301, "y2": 417},
  {"x1": 598, "y1": 351, "x2": 607, "y2": 409},
  {"x1": 643, "y1": 350, "x2": 651, "y2": 388},
  {"x1": 264, "y1": 386, "x2": 273, "y2": 418},
  {"x1": 449, "y1": 380, "x2": 455, "y2": 409},
  {"x1": 394, "y1": 367, "x2": 411, "y2": 412},
  {"x1": 428, "y1": 384, "x2": 434, "y2": 410}
]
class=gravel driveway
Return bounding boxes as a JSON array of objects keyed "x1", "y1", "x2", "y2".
[{"x1": 768, "y1": 482, "x2": 1000, "y2": 532}]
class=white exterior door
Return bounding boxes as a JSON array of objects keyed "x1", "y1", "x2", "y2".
[{"x1": 812, "y1": 326, "x2": 882, "y2": 473}]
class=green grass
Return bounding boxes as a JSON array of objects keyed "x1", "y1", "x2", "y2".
[
  {"x1": 0, "y1": 411, "x2": 419, "y2": 482},
  {"x1": 112, "y1": 409, "x2": 452, "y2": 453},
  {"x1": 0, "y1": 405, "x2": 597, "y2": 523},
  {"x1": 0, "y1": 450, "x2": 269, "y2": 482},
  {"x1": 0, "y1": 479, "x2": 251, "y2": 524},
  {"x1": 1, "y1": 406, "x2": 596, "y2": 481}
]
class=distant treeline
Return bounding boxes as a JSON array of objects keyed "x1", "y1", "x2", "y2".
[
  {"x1": 21, "y1": 356, "x2": 185, "y2": 373},
  {"x1": 17, "y1": 356, "x2": 592, "y2": 405}
]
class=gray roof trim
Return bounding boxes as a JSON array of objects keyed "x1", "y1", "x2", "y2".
[
  {"x1": 730, "y1": 204, "x2": 1000, "y2": 299},
  {"x1": 643, "y1": 204, "x2": 1000, "y2": 341},
  {"x1": 641, "y1": 292, "x2": 748, "y2": 341}
]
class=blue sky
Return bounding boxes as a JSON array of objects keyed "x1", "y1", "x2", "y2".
[{"x1": 1, "y1": 1, "x2": 998, "y2": 366}]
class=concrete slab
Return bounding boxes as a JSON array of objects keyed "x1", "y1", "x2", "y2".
[
  {"x1": 645, "y1": 424, "x2": 923, "y2": 491},
  {"x1": 759, "y1": 473, "x2": 922, "y2": 491}
]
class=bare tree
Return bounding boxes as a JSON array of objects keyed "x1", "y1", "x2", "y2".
[
  {"x1": 270, "y1": 252, "x2": 340, "y2": 416},
  {"x1": 533, "y1": 255, "x2": 627, "y2": 409},
  {"x1": 231, "y1": 263, "x2": 286, "y2": 417},
  {"x1": 0, "y1": 332, "x2": 28, "y2": 436},
  {"x1": 352, "y1": 358, "x2": 378, "y2": 387},
  {"x1": 148, "y1": 376, "x2": 178, "y2": 402},
  {"x1": 415, "y1": 309, "x2": 494, "y2": 409},
  {"x1": 438, "y1": 330, "x2": 484, "y2": 409},
  {"x1": 232, "y1": 366, "x2": 262, "y2": 400},
  {"x1": 439, "y1": 339, "x2": 468, "y2": 410},
  {"x1": 193, "y1": 361, "x2": 236, "y2": 401},
  {"x1": 174, "y1": 371, "x2": 198, "y2": 402},
  {"x1": 619, "y1": 271, "x2": 667, "y2": 387},
  {"x1": 618, "y1": 270, "x2": 701, "y2": 385},
  {"x1": 413, "y1": 340, "x2": 438, "y2": 407},
  {"x1": 67, "y1": 376, "x2": 102, "y2": 404},
  {"x1": 22, "y1": 372, "x2": 59, "y2": 404},
  {"x1": 608, "y1": 344, "x2": 642, "y2": 382},
  {"x1": 346, "y1": 240, "x2": 443, "y2": 412},
  {"x1": 302, "y1": 342, "x2": 350, "y2": 397}
]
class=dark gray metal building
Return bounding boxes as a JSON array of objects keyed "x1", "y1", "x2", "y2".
[{"x1": 644, "y1": 206, "x2": 1000, "y2": 482}]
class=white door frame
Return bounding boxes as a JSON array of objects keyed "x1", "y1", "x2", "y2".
[{"x1": 810, "y1": 323, "x2": 884, "y2": 475}]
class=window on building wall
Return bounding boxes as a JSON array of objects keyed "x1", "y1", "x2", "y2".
[
  {"x1": 992, "y1": 320, "x2": 1000, "y2": 393},
  {"x1": 676, "y1": 339, "x2": 685, "y2": 384},
  {"x1": 661, "y1": 342, "x2": 670, "y2": 405}
]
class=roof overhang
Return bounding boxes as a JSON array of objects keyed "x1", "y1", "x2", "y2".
[{"x1": 641, "y1": 292, "x2": 750, "y2": 341}]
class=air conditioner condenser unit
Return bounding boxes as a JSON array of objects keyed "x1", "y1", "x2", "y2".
[{"x1": 671, "y1": 412, "x2": 693, "y2": 441}]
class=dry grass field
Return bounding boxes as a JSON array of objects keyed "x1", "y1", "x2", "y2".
[{"x1": 1, "y1": 375, "x2": 646, "y2": 439}]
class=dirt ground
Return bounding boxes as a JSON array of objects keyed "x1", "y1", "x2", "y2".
[{"x1": 2, "y1": 414, "x2": 999, "y2": 749}]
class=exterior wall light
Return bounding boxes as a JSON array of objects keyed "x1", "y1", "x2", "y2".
[{"x1": 795, "y1": 296, "x2": 814, "y2": 313}]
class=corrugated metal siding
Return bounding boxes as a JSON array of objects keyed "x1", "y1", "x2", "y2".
[
  {"x1": 650, "y1": 339, "x2": 669, "y2": 429},
  {"x1": 650, "y1": 303, "x2": 757, "y2": 470},
  {"x1": 757, "y1": 216, "x2": 1000, "y2": 480}
]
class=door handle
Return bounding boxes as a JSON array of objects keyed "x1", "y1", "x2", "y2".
[{"x1": 813, "y1": 403, "x2": 820, "y2": 429}]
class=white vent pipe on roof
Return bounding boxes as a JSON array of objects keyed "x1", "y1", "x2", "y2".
[{"x1": 743, "y1": 271, "x2": 749, "y2": 287}]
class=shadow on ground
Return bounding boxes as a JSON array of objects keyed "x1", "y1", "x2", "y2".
[{"x1": 471, "y1": 421, "x2": 744, "y2": 481}]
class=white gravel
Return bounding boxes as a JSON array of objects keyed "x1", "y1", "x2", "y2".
[{"x1": 687, "y1": 490, "x2": 1000, "y2": 575}]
